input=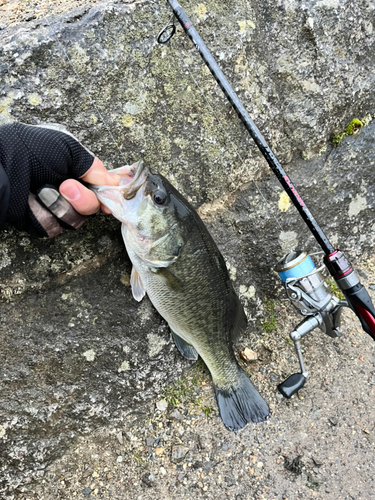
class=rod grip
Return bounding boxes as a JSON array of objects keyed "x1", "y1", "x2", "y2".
[
  {"x1": 324, "y1": 250, "x2": 375, "y2": 342},
  {"x1": 342, "y1": 284, "x2": 375, "y2": 341}
]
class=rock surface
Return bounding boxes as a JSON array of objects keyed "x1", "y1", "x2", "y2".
[{"x1": 0, "y1": 0, "x2": 374, "y2": 497}]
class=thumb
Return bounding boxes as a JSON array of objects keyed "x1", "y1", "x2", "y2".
[{"x1": 80, "y1": 157, "x2": 120, "y2": 186}]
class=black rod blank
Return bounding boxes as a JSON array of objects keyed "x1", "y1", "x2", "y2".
[{"x1": 165, "y1": 0, "x2": 334, "y2": 255}]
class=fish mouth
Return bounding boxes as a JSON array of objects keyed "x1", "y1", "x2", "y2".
[
  {"x1": 89, "y1": 160, "x2": 147, "y2": 199},
  {"x1": 122, "y1": 160, "x2": 147, "y2": 200}
]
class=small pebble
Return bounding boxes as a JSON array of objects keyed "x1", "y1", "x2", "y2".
[
  {"x1": 240, "y1": 348, "x2": 258, "y2": 362},
  {"x1": 329, "y1": 417, "x2": 338, "y2": 426},
  {"x1": 82, "y1": 488, "x2": 92, "y2": 496},
  {"x1": 116, "y1": 432, "x2": 123, "y2": 444},
  {"x1": 169, "y1": 409, "x2": 183, "y2": 421},
  {"x1": 171, "y1": 445, "x2": 189, "y2": 463},
  {"x1": 145, "y1": 437, "x2": 155, "y2": 448},
  {"x1": 156, "y1": 400, "x2": 168, "y2": 411}
]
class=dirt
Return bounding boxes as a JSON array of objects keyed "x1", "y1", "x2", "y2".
[
  {"x1": 0, "y1": 0, "x2": 90, "y2": 27},
  {"x1": 9, "y1": 291, "x2": 375, "y2": 500}
]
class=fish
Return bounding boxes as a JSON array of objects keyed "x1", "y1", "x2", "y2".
[{"x1": 90, "y1": 160, "x2": 270, "y2": 431}]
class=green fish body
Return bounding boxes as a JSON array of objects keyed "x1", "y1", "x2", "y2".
[{"x1": 91, "y1": 161, "x2": 269, "y2": 430}]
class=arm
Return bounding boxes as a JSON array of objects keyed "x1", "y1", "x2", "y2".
[{"x1": 0, "y1": 163, "x2": 10, "y2": 230}]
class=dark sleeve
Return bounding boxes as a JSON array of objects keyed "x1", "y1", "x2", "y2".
[
  {"x1": 0, "y1": 122, "x2": 95, "y2": 235},
  {"x1": 0, "y1": 162, "x2": 10, "y2": 230}
]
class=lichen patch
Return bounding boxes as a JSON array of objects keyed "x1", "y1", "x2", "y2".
[
  {"x1": 278, "y1": 192, "x2": 291, "y2": 212},
  {"x1": 349, "y1": 194, "x2": 367, "y2": 217},
  {"x1": 279, "y1": 231, "x2": 298, "y2": 254},
  {"x1": 83, "y1": 349, "x2": 96, "y2": 362},
  {"x1": 147, "y1": 333, "x2": 167, "y2": 357},
  {"x1": 28, "y1": 93, "x2": 42, "y2": 106},
  {"x1": 118, "y1": 361, "x2": 130, "y2": 373}
]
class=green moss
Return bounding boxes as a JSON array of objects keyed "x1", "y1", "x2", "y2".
[
  {"x1": 332, "y1": 117, "x2": 366, "y2": 147},
  {"x1": 346, "y1": 118, "x2": 363, "y2": 135},
  {"x1": 326, "y1": 277, "x2": 345, "y2": 300},
  {"x1": 201, "y1": 406, "x2": 213, "y2": 417},
  {"x1": 161, "y1": 361, "x2": 207, "y2": 407},
  {"x1": 331, "y1": 131, "x2": 347, "y2": 147},
  {"x1": 260, "y1": 298, "x2": 278, "y2": 334}
]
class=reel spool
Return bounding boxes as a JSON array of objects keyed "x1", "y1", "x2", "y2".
[{"x1": 275, "y1": 251, "x2": 348, "y2": 398}]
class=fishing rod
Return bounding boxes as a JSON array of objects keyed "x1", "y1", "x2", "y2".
[{"x1": 161, "y1": 0, "x2": 375, "y2": 397}]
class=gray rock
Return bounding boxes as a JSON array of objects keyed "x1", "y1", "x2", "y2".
[
  {"x1": 171, "y1": 445, "x2": 189, "y2": 464},
  {"x1": 168, "y1": 409, "x2": 183, "y2": 421}
]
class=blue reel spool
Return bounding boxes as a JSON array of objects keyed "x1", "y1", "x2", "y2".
[{"x1": 276, "y1": 251, "x2": 315, "y2": 283}]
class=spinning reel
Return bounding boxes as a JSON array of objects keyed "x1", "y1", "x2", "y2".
[{"x1": 275, "y1": 251, "x2": 348, "y2": 398}]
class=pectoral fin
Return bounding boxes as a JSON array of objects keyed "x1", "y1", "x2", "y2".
[
  {"x1": 151, "y1": 268, "x2": 183, "y2": 292},
  {"x1": 131, "y1": 267, "x2": 146, "y2": 302},
  {"x1": 171, "y1": 330, "x2": 198, "y2": 361}
]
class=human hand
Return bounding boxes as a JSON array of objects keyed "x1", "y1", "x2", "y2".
[
  {"x1": 0, "y1": 122, "x2": 120, "y2": 237},
  {"x1": 59, "y1": 157, "x2": 120, "y2": 216}
]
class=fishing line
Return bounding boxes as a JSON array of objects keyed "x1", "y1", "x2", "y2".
[
  {"x1": 150, "y1": 0, "x2": 298, "y2": 243},
  {"x1": 44, "y1": 11, "x2": 129, "y2": 166}
]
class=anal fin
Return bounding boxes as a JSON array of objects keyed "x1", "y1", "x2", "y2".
[
  {"x1": 171, "y1": 330, "x2": 198, "y2": 361},
  {"x1": 131, "y1": 267, "x2": 146, "y2": 302}
]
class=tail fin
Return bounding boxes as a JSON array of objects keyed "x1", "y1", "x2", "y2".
[{"x1": 214, "y1": 369, "x2": 270, "y2": 431}]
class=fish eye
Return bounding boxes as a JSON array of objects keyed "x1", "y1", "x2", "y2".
[{"x1": 153, "y1": 191, "x2": 167, "y2": 205}]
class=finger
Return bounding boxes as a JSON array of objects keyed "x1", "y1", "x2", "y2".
[
  {"x1": 37, "y1": 185, "x2": 86, "y2": 229},
  {"x1": 59, "y1": 179, "x2": 101, "y2": 215},
  {"x1": 28, "y1": 193, "x2": 62, "y2": 238},
  {"x1": 80, "y1": 157, "x2": 120, "y2": 186},
  {"x1": 100, "y1": 203, "x2": 112, "y2": 214}
]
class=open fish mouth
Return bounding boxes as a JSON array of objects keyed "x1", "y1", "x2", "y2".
[
  {"x1": 121, "y1": 160, "x2": 147, "y2": 200},
  {"x1": 89, "y1": 160, "x2": 147, "y2": 199},
  {"x1": 87, "y1": 160, "x2": 148, "y2": 221}
]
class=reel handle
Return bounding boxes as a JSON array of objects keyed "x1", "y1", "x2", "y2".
[{"x1": 277, "y1": 373, "x2": 306, "y2": 399}]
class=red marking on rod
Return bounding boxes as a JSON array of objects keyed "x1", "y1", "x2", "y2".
[
  {"x1": 336, "y1": 268, "x2": 353, "y2": 279},
  {"x1": 184, "y1": 22, "x2": 191, "y2": 28},
  {"x1": 283, "y1": 176, "x2": 305, "y2": 207},
  {"x1": 327, "y1": 250, "x2": 338, "y2": 258},
  {"x1": 356, "y1": 306, "x2": 375, "y2": 338}
]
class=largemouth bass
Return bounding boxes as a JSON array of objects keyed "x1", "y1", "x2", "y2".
[{"x1": 91, "y1": 161, "x2": 269, "y2": 430}]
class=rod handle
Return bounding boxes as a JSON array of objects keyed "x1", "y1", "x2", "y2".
[
  {"x1": 324, "y1": 250, "x2": 375, "y2": 341},
  {"x1": 342, "y1": 284, "x2": 375, "y2": 341}
]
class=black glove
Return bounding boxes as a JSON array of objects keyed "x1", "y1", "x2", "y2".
[{"x1": 0, "y1": 122, "x2": 95, "y2": 237}]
